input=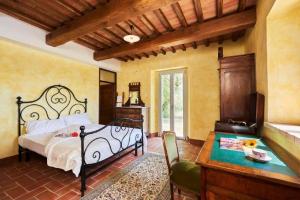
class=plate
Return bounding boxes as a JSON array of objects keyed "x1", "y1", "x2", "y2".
[
  {"x1": 246, "y1": 152, "x2": 272, "y2": 163},
  {"x1": 243, "y1": 146, "x2": 272, "y2": 163}
]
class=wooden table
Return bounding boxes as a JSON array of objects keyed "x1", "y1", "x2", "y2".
[{"x1": 196, "y1": 132, "x2": 300, "y2": 200}]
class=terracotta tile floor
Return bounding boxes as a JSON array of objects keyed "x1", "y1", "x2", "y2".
[{"x1": 0, "y1": 137, "x2": 201, "y2": 200}]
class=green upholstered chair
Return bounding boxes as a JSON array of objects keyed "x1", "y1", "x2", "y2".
[{"x1": 162, "y1": 131, "x2": 201, "y2": 200}]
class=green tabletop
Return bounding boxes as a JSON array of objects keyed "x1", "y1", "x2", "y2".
[{"x1": 210, "y1": 132, "x2": 297, "y2": 177}]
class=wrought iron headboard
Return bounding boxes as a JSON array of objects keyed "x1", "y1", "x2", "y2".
[{"x1": 17, "y1": 85, "x2": 87, "y2": 136}]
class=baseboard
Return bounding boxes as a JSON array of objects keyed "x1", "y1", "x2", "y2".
[
  {"x1": 187, "y1": 137, "x2": 205, "y2": 147},
  {"x1": 147, "y1": 132, "x2": 159, "y2": 138}
]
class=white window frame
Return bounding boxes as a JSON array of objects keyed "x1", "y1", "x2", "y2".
[{"x1": 158, "y1": 68, "x2": 188, "y2": 139}]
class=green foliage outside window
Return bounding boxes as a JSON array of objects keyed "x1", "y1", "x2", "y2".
[{"x1": 161, "y1": 73, "x2": 183, "y2": 118}]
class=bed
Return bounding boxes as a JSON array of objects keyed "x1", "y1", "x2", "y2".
[{"x1": 17, "y1": 85, "x2": 145, "y2": 196}]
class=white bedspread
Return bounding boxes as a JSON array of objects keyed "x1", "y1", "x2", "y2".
[{"x1": 44, "y1": 124, "x2": 147, "y2": 177}]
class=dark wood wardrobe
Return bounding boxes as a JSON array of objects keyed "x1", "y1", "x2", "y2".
[
  {"x1": 220, "y1": 53, "x2": 256, "y2": 122},
  {"x1": 216, "y1": 48, "x2": 264, "y2": 135}
]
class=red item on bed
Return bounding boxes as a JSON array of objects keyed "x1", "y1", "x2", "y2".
[
  {"x1": 55, "y1": 131, "x2": 79, "y2": 138},
  {"x1": 71, "y1": 132, "x2": 79, "y2": 137}
]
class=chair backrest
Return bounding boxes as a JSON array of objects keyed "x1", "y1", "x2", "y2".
[{"x1": 162, "y1": 131, "x2": 180, "y2": 172}]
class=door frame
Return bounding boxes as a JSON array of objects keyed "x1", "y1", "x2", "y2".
[
  {"x1": 158, "y1": 68, "x2": 188, "y2": 139},
  {"x1": 99, "y1": 68, "x2": 117, "y2": 124}
]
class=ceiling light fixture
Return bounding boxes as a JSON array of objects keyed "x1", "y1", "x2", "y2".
[{"x1": 123, "y1": 24, "x2": 140, "y2": 43}]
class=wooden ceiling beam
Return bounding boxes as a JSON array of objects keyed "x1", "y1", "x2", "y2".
[
  {"x1": 126, "y1": 56, "x2": 135, "y2": 61},
  {"x1": 53, "y1": 0, "x2": 82, "y2": 17},
  {"x1": 46, "y1": 0, "x2": 181, "y2": 46},
  {"x1": 143, "y1": 53, "x2": 150, "y2": 58},
  {"x1": 75, "y1": 38, "x2": 100, "y2": 50},
  {"x1": 134, "y1": 54, "x2": 142, "y2": 59},
  {"x1": 78, "y1": 0, "x2": 95, "y2": 10},
  {"x1": 82, "y1": 35, "x2": 108, "y2": 48},
  {"x1": 127, "y1": 20, "x2": 149, "y2": 38},
  {"x1": 172, "y1": 2, "x2": 188, "y2": 27},
  {"x1": 116, "y1": 24, "x2": 130, "y2": 35},
  {"x1": 104, "y1": 28, "x2": 124, "y2": 41},
  {"x1": 44, "y1": 1, "x2": 77, "y2": 19},
  {"x1": 9, "y1": 1, "x2": 60, "y2": 26},
  {"x1": 88, "y1": 33, "x2": 112, "y2": 47},
  {"x1": 25, "y1": 0, "x2": 66, "y2": 23},
  {"x1": 137, "y1": 16, "x2": 160, "y2": 37},
  {"x1": 238, "y1": 0, "x2": 247, "y2": 12},
  {"x1": 216, "y1": 0, "x2": 223, "y2": 17},
  {"x1": 193, "y1": 0, "x2": 203, "y2": 23},
  {"x1": 0, "y1": 4, "x2": 53, "y2": 31},
  {"x1": 94, "y1": 9, "x2": 256, "y2": 60},
  {"x1": 117, "y1": 57, "x2": 128, "y2": 62},
  {"x1": 205, "y1": 40, "x2": 210, "y2": 47},
  {"x1": 192, "y1": 42, "x2": 197, "y2": 49},
  {"x1": 182, "y1": 44, "x2": 186, "y2": 51},
  {"x1": 171, "y1": 47, "x2": 176, "y2": 53},
  {"x1": 0, "y1": 0, "x2": 59, "y2": 28},
  {"x1": 142, "y1": 14, "x2": 161, "y2": 34},
  {"x1": 154, "y1": 9, "x2": 174, "y2": 31},
  {"x1": 152, "y1": 51, "x2": 158, "y2": 56},
  {"x1": 94, "y1": 31, "x2": 119, "y2": 46},
  {"x1": 137, "y1": 17, "x2": 153, "y2": 34}
]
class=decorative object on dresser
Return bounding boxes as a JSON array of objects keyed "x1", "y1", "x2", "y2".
[
  {"x1": 124, "y1": 82, "x2": 145, "y2": 106},
  {"x1": 115, "y1": 106, "x2": 150, "y2": 136},
  {"x1": 116, "y1": 95, "x2": 123, "y2": 107},
  {"x1": 215, "y1": 47, "x2": 264, "y2": 135}
]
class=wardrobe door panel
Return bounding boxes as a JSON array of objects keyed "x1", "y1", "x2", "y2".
[{"x1": 220, "y1": 54, "x2": 256, "y2": 122}]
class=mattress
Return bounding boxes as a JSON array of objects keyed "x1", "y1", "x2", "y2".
[
  {"x1": 18, "y1": 132, "x2": 54, "y2": 157},
  {"x1": 18, "y1": 124, "x2": 147, "y2": 176},
  {"x1": 44, "y1": 124, "x2": 147, "y2": 176}
]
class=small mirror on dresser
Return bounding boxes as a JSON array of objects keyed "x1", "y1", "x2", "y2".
[
  {"x1": 125, "y1": 82, "x2": 145, "y2": 106},
  {"x1": 130, "y1": 91, "x2": 139, "y2": 105}
]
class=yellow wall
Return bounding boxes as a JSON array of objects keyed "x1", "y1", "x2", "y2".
[
  {"x1": 117, "y1": 39, "x2": 247, "y2": 140},
  {"x1": 267, "y1": 0, "x2": 300, "y2": 124},
  {"x1": 245, "y1": 0, "x2": 300, "y2": 124},
  {"x1": 0, "y1": 39, "x2": 99, "y2": 159},
  {"x1": 245, "y1": 0, "x2": 275, "y2": 121},
  {"x1": 245, "y1": 0, "x2": 300, "y2": 161}
]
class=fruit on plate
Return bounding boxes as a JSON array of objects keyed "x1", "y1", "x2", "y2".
[{"x1": 242, "y1": 139, "x2": 257, "y2": 148}]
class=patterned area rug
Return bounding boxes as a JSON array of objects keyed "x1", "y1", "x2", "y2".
[{"x1": 82, "y1": 153, "x2": 171, "y2": 200}]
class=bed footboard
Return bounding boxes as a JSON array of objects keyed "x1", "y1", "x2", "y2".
[{"x1": 79, "y1": 118, "x2": 144, "y2": 197}]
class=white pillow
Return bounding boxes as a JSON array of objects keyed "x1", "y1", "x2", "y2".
[
  {"x1": 64, "y1": 113, "x2": 92, "y2": 126},
  {"x1": 26, "y1": 118, "x2": 66, "y2": 135}
]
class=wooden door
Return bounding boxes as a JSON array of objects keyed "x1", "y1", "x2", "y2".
[
  {"x1": 99, "y1": 83, "x2": 115, "y2": 124},
  {"x1": 220, "y1": 54, "x2": 256, "y2": 122}
]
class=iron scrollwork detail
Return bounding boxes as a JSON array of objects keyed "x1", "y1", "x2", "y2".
[
  {"x1": 80, "y1": 118, "x2": 144, "y2": 165},
  {"x1": 79, "y1": 117, "x2": 144, "y2": 197},
  {"x1": 17, "y1": 85, "x2": 88, "y2": 135}
]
